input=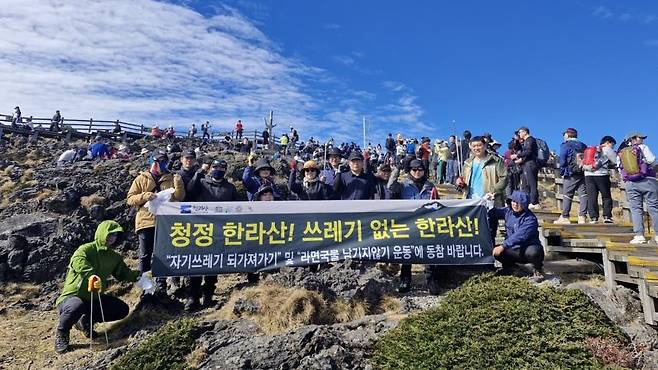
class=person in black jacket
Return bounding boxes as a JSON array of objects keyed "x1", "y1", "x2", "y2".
[
  {"x1": 374, "y1": 164, "x2": 394, "y2": 200},
  {"x1": 511, "y1": 126, "x2": 540, "y2": 209},
  {"x1": 178, "y1": 150, "x2": 199, "y2": 199},
  {"x1": 333, "y1": 152, "x2": 376, "y2": 200},
  {"x1": 184, "y1": 159, "x2": 240, "y2": 311},
  {"x1": 289, "y1": 160, "x2": 333, "y2": 200}
]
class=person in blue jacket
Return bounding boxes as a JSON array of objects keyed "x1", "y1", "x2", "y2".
[
  {"x1": 89, "y1": 136, "x2": 110, "y2": 160},
  {"x1": 242, "y1": 156, "x2": 280, "y2": 201},
  {"x1": 488, "y1": 190, "x2": 544, "y2": 277}
]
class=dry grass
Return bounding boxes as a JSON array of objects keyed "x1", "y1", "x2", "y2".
[
  {"x1": 0, "y1": 180, "x2": 15, "y2": 195},
  {"x1": 20, "y1": 168, "x2": 34, "y2": 182},
  {"x1": 80, "y1": 194, "x2": 107, "y2": 210},
  {"x1": 35, "y1": 188, "x2": 55, "y2": 201},
  {"x1": 209, "y1": 282, "x2": 370, "y2": 334}
]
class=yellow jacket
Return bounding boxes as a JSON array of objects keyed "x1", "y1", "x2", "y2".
[{"x1": 127, "y1": 171, "x2": 185, "y2": 232}]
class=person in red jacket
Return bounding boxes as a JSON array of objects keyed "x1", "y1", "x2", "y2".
[{"x1": 235, "y1": 120, "x2": 244, "y2": 139}]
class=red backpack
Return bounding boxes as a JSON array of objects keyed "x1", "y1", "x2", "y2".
[{"x1": 582, "y1": 146, "x2": 598, "y2": 167}]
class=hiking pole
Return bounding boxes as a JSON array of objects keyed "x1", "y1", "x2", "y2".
[
  {"x1": 89, "y1": 287, "x2": 94, "y2": 349},
  {"x1": 96, "y1": 291, "x2": 110, "y2": 346}
]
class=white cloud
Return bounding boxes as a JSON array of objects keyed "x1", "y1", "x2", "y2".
[
  {"x1": 0, "y1": 0, "x2": 427, "y2": 144},
  {"x1": 323, "y1": 23, "x2": 341, "y2": 30},
  {"x1": 592, "y1": 5, "x2": 656, "y2": 24}
]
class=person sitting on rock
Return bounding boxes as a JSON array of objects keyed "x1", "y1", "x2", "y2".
[
  {"x1": 54, "y1": 220, "x2": 143, "y2": 354},
  {"x1": 488, "y1": 190, "x2": 544, "y2": 279},
  {"x1": 243, "y1": 155, "x2": 280, "y2": 201}
]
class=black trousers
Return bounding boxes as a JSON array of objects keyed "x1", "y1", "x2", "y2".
[
  {"x1": 188, "y1": 276, "x2": 217, "y2": 299},
  {"x1": 495, "y1": 244, "x2": 544, "y2": 270},
  {"x1": 400, "y1": 264, "x2": 411, "y2": 280},
  {"x1": 522, "y1": 161, "x2": 539, "y2": 205},
  {"x1": 585, "y1": 175, "x2": 613, "y2": 220},
  {"x1": 137, "y1": 227, "x2": 167, "y2": 291},
  {"x1": 57, "y1": 295, "x2": 129, "y2": 331}
]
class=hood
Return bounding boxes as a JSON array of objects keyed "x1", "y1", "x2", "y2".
[
  {"x1": 508, "y1": 190, "x2": 530, "y2": 211},
  {"x1": 94, "y1": 220, "x2": 123, "y2": 250}
]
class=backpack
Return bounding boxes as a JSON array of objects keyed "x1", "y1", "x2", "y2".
[
  {"x1": 535, "y1": 138, "x2": 549, "y2": 168},
  {"x1": 567, "y1": 148, "x2": 584, "y2": 175},
  {"x1": 619, "y1": 145, "x2": 649, "y2": 182},
  {"x1": 582, "y1": 146, "x2": 598, "y2": 167}
]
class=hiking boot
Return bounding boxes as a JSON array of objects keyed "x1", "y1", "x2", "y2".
[
  {"x1": 54, "y1": 330, "x2": 70, "y2": 354},
  {"x1": 528, "y1": 266, "x2": 545, "y2": 283},
  {"x1": 427, "y1": 275, "x2": 441, "y2": 296},
  {"x1": 553, "y1": 216, "x2": 571, "y2": 225},
  {"x1": 184, "y1": 297, "x2": 200, "y2": 312},
  {"x1": 397, "y1": 276, "x2": 411, "y2": 293},
  {"x1": 74, "y1": 316, "x2": 98, "y2": 339},
  {"x1": 577, "y1": 216, "x2": 587, "y2": 224},
  {"x1": 630, "y1": 235, "x2": 647, "y2": 244},
  {"x1": 603, "y1": 218, "x2": 614, "y2": 224},
  {"x1": 201, "y1": 294, "x2": 215, "y2": 308},
  {"x1": 589, "y1": 218, "x2": 598, "y2": 224}
]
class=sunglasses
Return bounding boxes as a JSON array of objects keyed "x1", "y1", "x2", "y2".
[{"x1": 410, "y1": 168, "x2": 424, "y2": 172}]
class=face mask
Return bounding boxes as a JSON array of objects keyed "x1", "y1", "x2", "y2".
[{"x1": 211, "y1": 169, "x2": 225, "y2": 180}]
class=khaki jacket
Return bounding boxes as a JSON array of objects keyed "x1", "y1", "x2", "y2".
[
  {"x1": 463, "y1": 154, "x2": 507, "y2": 206},
  {"x1": 127, "y1": 171, "x2": 185, "y2": 232}
]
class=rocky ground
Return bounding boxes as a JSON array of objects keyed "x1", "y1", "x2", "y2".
[{"x1": 0, "y1": 136, "x2": 657, "y2": 369}]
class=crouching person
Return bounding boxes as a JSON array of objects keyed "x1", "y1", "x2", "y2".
[
  {"x1": 54, "y1": 221, "x2": 142, "y2": 354},
  {"x1": 488, "y1": 191, "x2": 544, "y2": 279}
]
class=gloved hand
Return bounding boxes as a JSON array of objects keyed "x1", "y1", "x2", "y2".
[
  {"x1": 136, "y1": 272, "x2": 156, "y2": 295},
  {"x1": 88, "y1": 275, "x2": 102, "y2": 293}
]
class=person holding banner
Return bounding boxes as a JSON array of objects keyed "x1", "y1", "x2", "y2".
[
  {"x1": 333, "y1": 151, "x2": 377, "y2": 200},
  {"x1": 54, "y1": 221, "x2": 145, "y2": 354},
  {"x1": 456, "y1": 136, "x2": 507, "y2": 207},
  {"x1": 387, "y1": 159, "x2": 438, "y2": 293},
  {"x1": 243, "y1": 156, "x2": 280, "y2": 201},
  {"x1": 184, "y1": 159, "x2": 242, "y2": 311},
  {"x1": 319, "y1": 147, "x2": 345, "y2": 186},
  {"x1": 488, "y1": 191, "x2": 544, "y2": 279},
  {"x1": 127, "y1": 149, "x2": 185, "y2": 304}
]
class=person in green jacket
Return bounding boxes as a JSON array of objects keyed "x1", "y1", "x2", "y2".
[{"x1": 54, "y1": 220, "x2": 142, "y2": 354}]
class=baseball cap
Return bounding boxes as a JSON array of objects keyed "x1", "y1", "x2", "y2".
[
  {"x1": 183, "y1": 149, "x2": 196, "y2": 159},
  {"x1": 211, "y1": 159, "x2": 228, "y2": 168},
  {"x1": 625, "y1": 131, "x2": 647, "y2": 140},
  {"x1": 152, "y1": 149, "x2": 168, "y2": 160}
]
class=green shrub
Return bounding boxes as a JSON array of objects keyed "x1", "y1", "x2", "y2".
[
  {"x1": 371, "y1": 276, "x2": 628, "y2": 370},
  {"x1": 111, "y1": 318, "x2": 197, "y2": 370}
]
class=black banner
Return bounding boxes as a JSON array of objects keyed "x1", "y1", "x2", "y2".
[{"x1": 152, "y1": 199, "x2": 494, "y2": 277}]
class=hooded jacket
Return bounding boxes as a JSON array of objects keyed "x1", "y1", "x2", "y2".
[
  {"x1": 243, "y1": 165, "x2": 280, "y2": 201},
  {"x1": 488, "y1": 191, "x2": 541, "y2": 249},
  {"x1": 127, "y1": 171, "x2": 185, "y2": 231},
  {"x1": 55, "y1": 221, "x2": 140, "y2": 306},
  {"x1": 462, "y1": 154, "x2": 507, "y2": 206},
  {"x1": 190, "y1": 172, "x2": 241, "y2": 202}
]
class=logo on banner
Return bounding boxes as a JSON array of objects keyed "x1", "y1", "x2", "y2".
[{"x1": 180, "y1": 204, "x2": 209, "y2": 214}]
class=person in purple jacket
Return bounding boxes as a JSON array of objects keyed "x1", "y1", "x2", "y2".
[{"x1": 488, "y1": 190, "x2": 544, "y2": 278}]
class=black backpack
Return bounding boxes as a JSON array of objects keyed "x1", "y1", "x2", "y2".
[{"x1": 536, "y1": 138, "x2": 549, "y2": 168}]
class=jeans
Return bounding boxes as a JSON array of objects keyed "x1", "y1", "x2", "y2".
[
  {"x1": 57, "y1": 295, "x2": 129, "y2": 331},
  {"x1": 585, "y1": 175, "x2": 613, "y2": 220},
  {"x1": 521, "y1": 160, "x2": 539, "y2": 205},
  {"x1": 624, "y1": 177, "x2": 658, "y2": 236},
  {"x1": 495, "y1": 244, "x2": 544, "y2": 270},
  {"x1": 561, "y1": 175, "x2": 587, "y2": 217},
  {"x1": 137, "y1": 227, "x2": 166, "y2": 291},
  {"x1": 446, "y1": 159, "x2": 457, "y2": 184}
]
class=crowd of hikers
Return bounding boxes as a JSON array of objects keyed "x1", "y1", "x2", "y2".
[{"x1": 12, "y1": 116, "x2": 653, "y2": 353}]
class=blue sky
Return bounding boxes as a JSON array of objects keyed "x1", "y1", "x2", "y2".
[{"x1": 1, "y1": 1, "x2": 657, "y2": 150}]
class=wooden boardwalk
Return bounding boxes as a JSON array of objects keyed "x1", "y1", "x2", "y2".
[{"x1": 542, "y1": 221, "x2": 658, "y2": 325}]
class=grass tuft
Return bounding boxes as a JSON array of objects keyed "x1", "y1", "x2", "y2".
[{"x1": 371, "y1": 275, "x2": 628, "y2": 370}]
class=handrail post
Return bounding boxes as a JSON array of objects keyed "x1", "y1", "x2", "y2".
[{"x1": 88, "y1": 118, "x2": 93, "y2": 134}]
